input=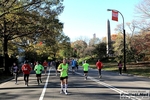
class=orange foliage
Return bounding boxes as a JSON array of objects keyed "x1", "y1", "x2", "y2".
[{"x1": 111, "y1": 34, "x2": 117, "y2": 41}]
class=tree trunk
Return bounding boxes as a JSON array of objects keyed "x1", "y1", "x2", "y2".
[{"x1": 3, "y1": 35, "x2": 9, "y2": 74}]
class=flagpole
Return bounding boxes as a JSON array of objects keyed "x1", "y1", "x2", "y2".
[{"x1": 107, "y1": 9, "x2": 126, "y2": 72}]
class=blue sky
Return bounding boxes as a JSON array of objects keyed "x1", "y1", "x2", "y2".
[{"x1": 59, "y1": 0, "x2": 141, "y2": 42}]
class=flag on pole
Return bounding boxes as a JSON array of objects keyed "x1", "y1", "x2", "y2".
[{"x1": 112, "y1": 10, "x2": 118, "y2": 21}]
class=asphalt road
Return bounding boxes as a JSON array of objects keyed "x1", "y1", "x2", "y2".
[{"x1": 0, "y1": 66, "x2": 150, "y2": 100}]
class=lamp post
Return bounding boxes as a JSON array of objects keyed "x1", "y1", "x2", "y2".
[{"x1": 107, "y1": 9, "x2": 126, "y2": 72}]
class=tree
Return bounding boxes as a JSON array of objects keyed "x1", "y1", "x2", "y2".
[
  {"x1": 93, "y1": 42, "x2": 107, "y2": 59},
  {"x1": 71, "y1": 40, "x2": 87, "y2": 58},
  {"x1": 113, "y1": 33, "x2": 124, "y2": 61},
  {"x1": 89, "y1": 34, "x2": 100, "y2": 47},
  {"x1": 83, "y1": 47, "x2": 95, "y2": 58},
  {"x1": 136, "y1": 0, "x2": 150, "y2": 20},
  {"x1": 0, "y1": 0, "x2": 64, "y2": 73}
]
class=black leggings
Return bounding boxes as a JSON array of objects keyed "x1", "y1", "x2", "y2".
[
  {"x1": 98, "y1": 69, "x2": 101, "y2": 76},
  {"x1": 119, "y1": 67, "x2": 122, "y2": 74},
  {"x1": 24, "y1": 74, "x2": 29, "y2": 83},
  {"x1": 13, "y1": 72, "x2": 18, "y2": 83}
]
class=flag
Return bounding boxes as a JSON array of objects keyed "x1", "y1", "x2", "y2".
[{"x1": 112, "y1": 10, "x2": 118, "y2": 21}]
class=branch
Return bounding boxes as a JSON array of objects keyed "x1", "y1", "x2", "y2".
[{"x1": 0, "y1": 0, "x2": 42, "y2": 18}]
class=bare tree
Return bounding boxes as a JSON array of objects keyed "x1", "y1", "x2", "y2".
[{"x1": 135, "y1": 0, "x2": 150, "y2": 19}]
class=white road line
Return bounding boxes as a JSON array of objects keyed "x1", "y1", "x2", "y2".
[
  {"x1": 75, "y1": 72, "x2": 141, "y2": 100},
  {"x1": 39, "y1": 67, "x2": 51, "y2": 100}
]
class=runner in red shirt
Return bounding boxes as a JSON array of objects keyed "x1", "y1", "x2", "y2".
[
  {"x1": 96, "y1": 59, "x2": 103, "y2": 78},
  {"x1": 43, "y1": 60, "x2": 48, "y2": 75},
  {"x1": 22, "y1": 61, "x2": 32, "y2": 86}
]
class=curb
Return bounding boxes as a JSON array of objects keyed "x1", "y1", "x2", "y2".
[{"x1": 0, "y1": 76, "x2": 13, "y2": 84}]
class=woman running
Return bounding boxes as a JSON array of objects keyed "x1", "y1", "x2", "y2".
[{"x1": 11, "y1": 62, "x2": 19, "y2": 84}]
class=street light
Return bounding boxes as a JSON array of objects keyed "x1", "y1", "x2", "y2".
[{"x1": 107, "y1": 9, "x2": 126, "y2": 72}]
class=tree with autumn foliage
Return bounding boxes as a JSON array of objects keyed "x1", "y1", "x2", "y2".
[
  {"x1": 71, "y1": 40, "x2": 87, "y2": 58},
  {"x1": 0, "y1": 0, "x2": 64, "y2": 73}
]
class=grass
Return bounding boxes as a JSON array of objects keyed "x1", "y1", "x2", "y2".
[{"x1": 90, "y1": 62, "x2": 150, "y2": 78}]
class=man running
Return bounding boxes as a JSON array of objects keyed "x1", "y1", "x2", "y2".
[
  {"x1": 57, "y1": 59, "x2": 69, "y2": 95},
  {"x1": 71, "y1": 59, "x2": 76, "y2": 74},
  {"x1": 96, "y1": 59, "x2": 103, "y2": 78},
  {"x1": 82, "y1": 60, "x2": 89, "y2": 80},
  {"x1": 43, "y1": 60, "x2": 48, "y2": 75},
  {"x1": 34, "y1": 61, "x2": 44, "y2": 85},
  {"x1": 21, "y1": 61, "x2": 32, "y2": 86}
]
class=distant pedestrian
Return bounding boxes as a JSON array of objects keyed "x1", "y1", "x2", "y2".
[
  {"x1": 82, "y1": 60, "x2": 89, "y2": 80},
  {"x1": 11, "y1": 63, "x2": 19, "y2": 84},
  {"x1": 21, "y1": 61, "x2": 32, "y2": 86},
  {"x1": 71, "y1": 59, "x2": 76, "y2": 74},
  {"x1": 43, "y1": 60, "x2": 48, "y2": 75},
  {"x1": 55, "y1": 60, "x2": 60, "y2": 76},
  {"x1": 57, "y1": 59, "x2": 69, "y2": 95},
  {"x1": 51, "y1": 61, "x2": 56, "y2": 68},
  {"x1": 118, "y1": 61, "x2": 122, "y2": 75},
  {"x1": 96, "y1": 59, "x2": 103, "y2": 78},
  {"x1": 34, "y1": 61, "x2": 44, "y2": 85},
  {"x1": 75, "y1": 59, "x2": 78, "y2": 71}
]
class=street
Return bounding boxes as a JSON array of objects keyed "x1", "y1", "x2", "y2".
[{"x1": 0, "y1": 66, "x2": 150, "y2": 100}]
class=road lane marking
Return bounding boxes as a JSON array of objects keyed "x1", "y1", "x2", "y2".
[
  {"x1": 39, "y1": 67, "x2": 51, "y2": 100},
  {"x1": 75, "y1": 72, "x2": 141, "y2": 100}
]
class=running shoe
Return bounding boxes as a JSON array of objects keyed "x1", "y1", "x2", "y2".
[
  {"x1": 64, "y1": 90, "x2": 68, "y2": 95},
  {"x1": 60, "y1": 90, "x2": 64, "y2": 94}
]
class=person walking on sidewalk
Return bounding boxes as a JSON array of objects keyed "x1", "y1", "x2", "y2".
[
  {"x1": 82, "y1": 60, "x2": 89, "y2": 80},
  {"x1": 21, "y1": 61, "x2": 32, "y2": 86},
  {"x1": 34, "y1": 61, "x2": 44, "y2": 85},
  {"x1": 118, "y1": 61, "x2": 123, "y2": 75},
  {"x1": 57, "y1": 59, "x2": 69, "y2": 95},
  {"x1": 96, "y1": 59, "x2": 103, "y2": 78},
  {"x1": 11, "y1": 62, "x2": 19, "y2": 84}
]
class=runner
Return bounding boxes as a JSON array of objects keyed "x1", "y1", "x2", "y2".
[
  {"x1": 55, "y1": 60, "x2": 60, "y2": 76},
  {"x1": 96, "y1": 59, "x2": 103, "y2": 78},
  {"x1": 11, "y1": 62, "x2": 19, "y2": 84},
  {"x1": 43, "y1": 60, "x2": 48, "y2": 75},
  {"x1": 82, "y1": 60, "x2": 89, "y2": 80},
  {"x1": 57, "y1": 59, "x2": 69, "y2": 95},
  {"x1": 34, "y1": 61, "x2": 44, "y2": 85},
  {"x1": 71, "y1": 59, "x2": 76, "y2": 74},
  {"x1": 51, "y1": 60, "x2": 56, "y2": 69},
  {"x1": 75, "y1": 59, "x2": 79, "y2": 71},
  {"x1": 21, "y1": 61, "x2": 32, "y2": 86}
]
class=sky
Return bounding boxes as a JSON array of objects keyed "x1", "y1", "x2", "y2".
[{"x1": 59, "y1": 0, "x2": 141, "y2": 42}]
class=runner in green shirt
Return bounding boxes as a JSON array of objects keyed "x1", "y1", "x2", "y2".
[
  {"x1": 57, "y1": 59, "x2": 69, "y2": 95},
  {"x1": 34, "y1": 61, "x2": 44, "y2": 85},
  {"x1": 82, "y1": 60, "x2": 89, "y2": 80}
]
